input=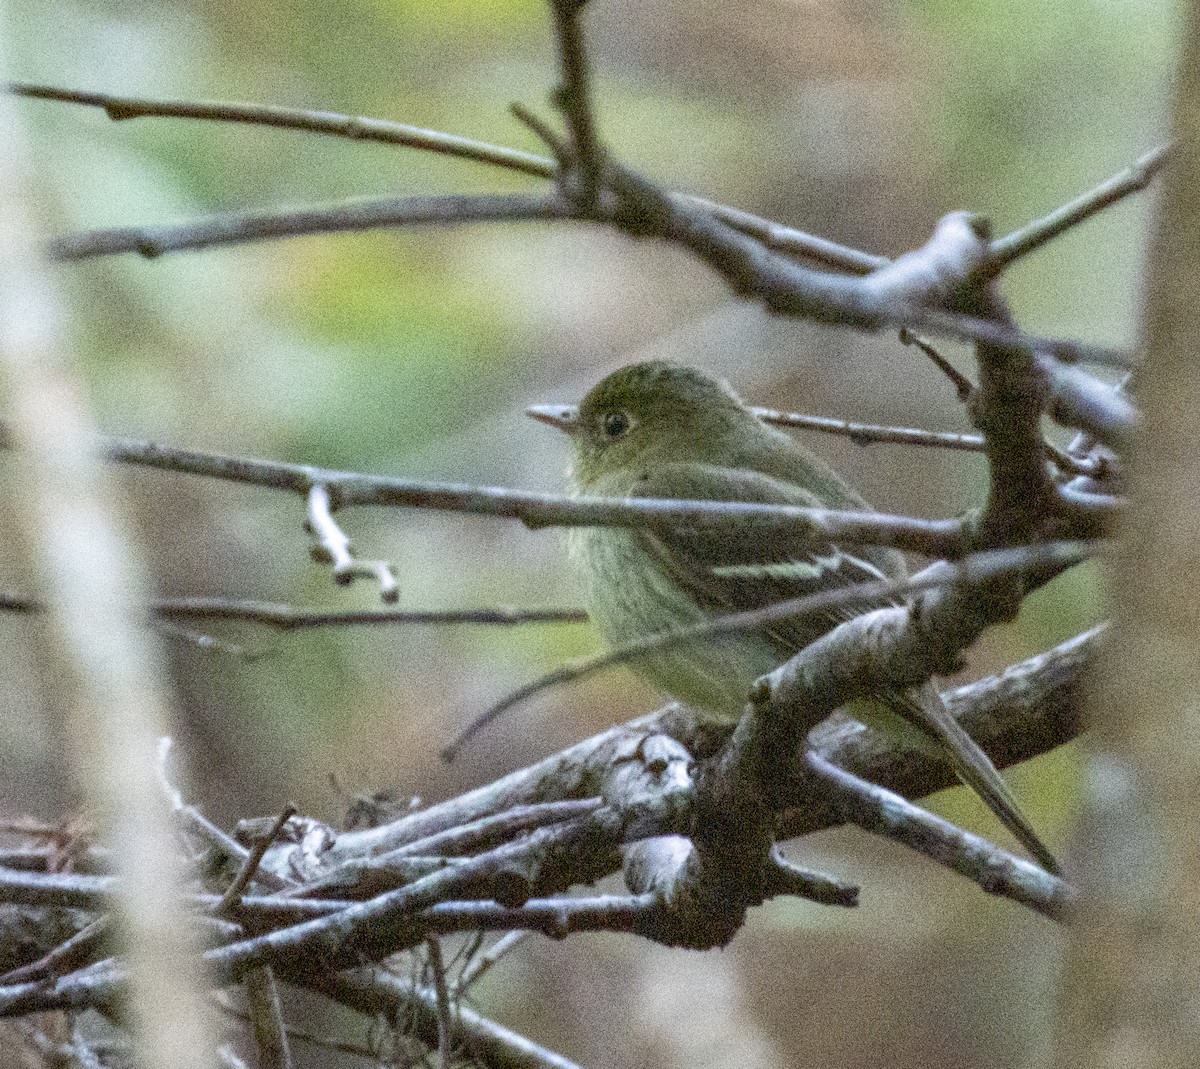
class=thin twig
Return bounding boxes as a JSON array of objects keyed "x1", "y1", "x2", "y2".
[
  {"x1": 988, "y1": 144, "x2": 1171, "y2": 271},
  {"x1": 690, "y1": 197, "x2": 888, "y2": 274},
  {"x1": 0, "y1": 916, "x2": 109, "y2": 984},
  {"x1": 244, "y1": 967, "x2": 294, "y2": 1069},
  {"x1": 155, "y1": 618, "x2": 257, "y2": 657},
  {"x1": 157, "y1": 598, "x2": 587, "y2": 628},
  {"x1": 1040, "y1": 355, "x2": 1139, "y2": 450},
  {"x1": 756, "y1": 407, "x2": 987, "y2": 452},
  {"x1": 804, "y1": 751, "x2": 1074, "y2": 921},
  {"x1": 0, "y1": 428, "x2": 969, "y2": 557},
  {"x1": 49, "y1": 192, "x2": 570, "y2": 261},
  {"x1": 442, "y1": 540, "x2": 1096, "y2": 760},
  {"x1": 453, "y1": 931, "x2": 530, "y2": 996},
  {"x1": 212, "y1": 993, "x2": 381, "y2": 1060},
  {"x1": 316, "y1": 967, "x2": 587, "y2": 1069},
  {"x1": 217, "y1": 805, "x2": 297, "y2": 913},
  {"x1": 548, "y1": 0, "x2": 603, "y2": 207},
  {"x1": 765, "y1": 853, "x2": 859, "y2": 907},
  {"x1": 0, "y1": 593, "x2": 588, "y2": 628},
  {"x1": 68, "y1": 1021, "x2": 106, "y2": 1069},
  {"x1": 898, "y1": 328, "x2": 975, "y2": 400},
  {"x1": 425, "y1": 938, "x2": 454, "y2": 1069},
  {"x1": 755, "y1": 405, "x2": 1101, "y2": 477},
  {"x1": 8, "y1": 82, "x2": 557, "y2": 176},
  {"x1": 157, "y1": 738, "x2": 291, "y2": 893},
  {"x1": 306, "y1": 484, "x2": 398, "y2": 602},
  {"x1": 382, "y1": 798, "x2": 603, "y2": 860}
]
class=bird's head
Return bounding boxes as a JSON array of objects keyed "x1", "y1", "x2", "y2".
[{"x1": 527, "y1": 361, "x2": 751, "y2": 488}]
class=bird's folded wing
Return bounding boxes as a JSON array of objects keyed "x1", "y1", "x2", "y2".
[
  {"x1": 627, "y1": 462, "x2": 905, "y2": 657},
  {"x1": 627, "y1": 466, "x2": 1060, "y2": 872}
]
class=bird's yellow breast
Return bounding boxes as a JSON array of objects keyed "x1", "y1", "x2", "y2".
[{"x1": 568, "y1": 525, "x2": 783, "y2": 721}]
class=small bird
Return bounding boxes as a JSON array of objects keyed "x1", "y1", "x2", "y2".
[{"x1": 528, "y1": 360, "x2": 1058, "y2": 873}]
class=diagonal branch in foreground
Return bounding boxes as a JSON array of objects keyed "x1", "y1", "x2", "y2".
[
  {"x1": 642, "y1": 548, "x2": 1087, "y2": 934},
  {"x1": 443, "y1": 541, "x2": 1096, "y2": 760},
  {"x1": 0, "y1": 427, "x2": 976, "y2": 556}
]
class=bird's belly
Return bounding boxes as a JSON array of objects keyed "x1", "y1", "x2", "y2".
[{"x1": 570, "y1": 528, "x2": 781, "y2": 721}]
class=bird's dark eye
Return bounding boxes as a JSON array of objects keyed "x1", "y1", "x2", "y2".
[{"x1": 602, "y1": 411, "x2": 632, "y2": 439}]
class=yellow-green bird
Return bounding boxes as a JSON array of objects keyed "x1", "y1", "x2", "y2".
[{"x1": 528, "y1": 360, "x2": 1058, "y2": 874}]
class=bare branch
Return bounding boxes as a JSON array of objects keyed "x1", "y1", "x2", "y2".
[
  {"x1": 49, "y1": 192, "x2": 569, "y2": 261},
  {"x1": 314, "y1": 967, "x2": 586, "y2": 1069},
  {"x1": 754, "y1": 406, "x2": 990, "y2": 452},
  {"x1": 21, "y1": 429, "x2": 969, "y2": 555},
  {"x1": 689, "y1": 196, "x2": 888, "y2": 273},
  {"x1": 0, "y1": 623, "x2": 1098, "y2": 1028},
  {"x1": 758, "y1": 404, "x2": 1103, "y2": 479},
  {"x1": 0, "y1": 957, "x2": 585, "y2": 1069},
  {"x1": 443, "y1": 541, "x2": 1095, "y2": 760},
  {"x1": 32, "y1": 125, "x2": 1133, "y2": 370},
  {"x1": 547, "y1": 0, "x2": 603, "y2": 206},
  {"x1": 13, "y1": 82, "x2": 1166, "y2": 291},
  {"x1": 158, "y1": 738, "x2": 291, "y2": 893},
  {"x1": 301, "y1": 798, "x2": 605, "y2": 900},
  {"x1": 382, "y1": 798, "x2": 602, "y2": 861},
  {"x1": 243, "y1": 967, "x2": 293, "y2": 1069},
  {"x1": 11, "y1": 81, "x2": 893, "y2": 276},
  {"x1": 453, "y1": 931, "x2": 529, "y2": 996},
  {"x1": 600, "y1": 161, "x2": 1135, "y2": 367},
  {"x1": 898, "y1": 327, "x2": 976, "y2": 399},
  {"x1": 424, "y1": 937, "x2": 453, "y2": 1069},
  {"x1": 988, "y1": 144, "x2": 1171, "y2": 271},
  {"x1": 1040, "y1": 355, "x2": 1139, "y2": 450},
  {"x1": 0, "y1": 589, "x2": 587, "y2": 629},
  {"x1": 804, "y1": 752, "x2": 1073, "y2": 922},
  {"x1": 216, "y1": 805, "x2": 296, "y2": 913},
  {"x1": 151, "y1": 598, "x2": 588, "y2": 629},
  {"x1": 0, "y1": 916, "x2": 109, "y2": 985},
  {"x1": 306, "y1": 484, "x2": 398, "y2": 602},
  {"x1": 9, "y1": 82, "x2": 557, "y2": 177}
]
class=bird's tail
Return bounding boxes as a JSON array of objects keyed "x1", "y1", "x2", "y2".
[{"x1": 885, "y1": 684, "x2": 1060, "y2": 875}]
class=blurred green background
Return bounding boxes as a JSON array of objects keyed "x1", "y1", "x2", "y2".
[{"x1": 0, "y1": 0, "x2": 1175, "y2": 1065}]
